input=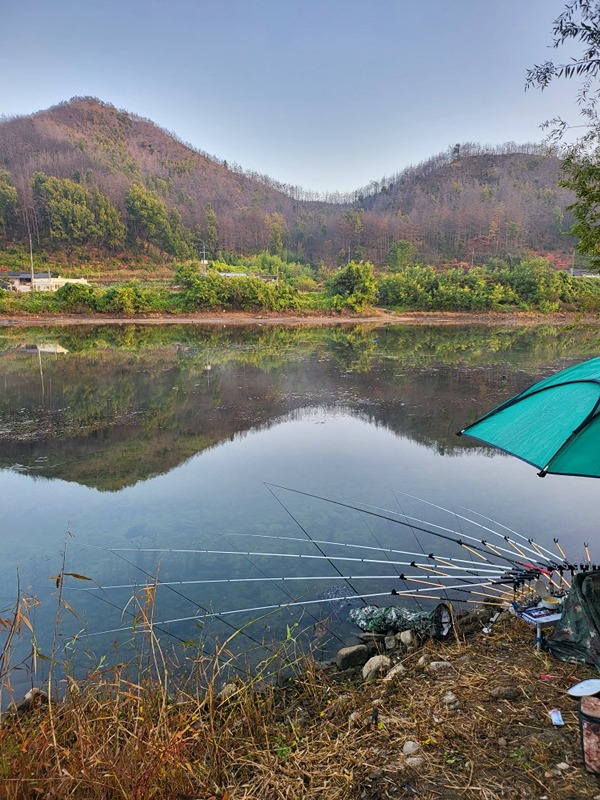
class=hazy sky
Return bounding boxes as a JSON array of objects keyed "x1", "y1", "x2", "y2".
[{"x1": 0, "y1": 0, "x2": 582, "y2": 193}]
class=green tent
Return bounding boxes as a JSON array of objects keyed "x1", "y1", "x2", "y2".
[{"x1": 459, "y1": 356, "x2": 600, "y2": 478}]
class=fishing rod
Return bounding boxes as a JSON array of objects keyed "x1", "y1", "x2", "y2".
[
  {"x1": 64, "y1": 569, "x2": 511, "y2": 594},
  {"x1": 345, "y1": 485, "x2": 565, "y2": 567},
  {"x1": 69, "y1": 548, "x2": 544, "y2": 643},
  {"x1": 67, "y1": 489, "x2": 562, "y2": 649},
  {"x1": 265, "y1": 483, "x2": 558, "y2": 569},
  {"x1": 66, "y1": 541, "x2": 538, "y2": 607},
  {"x1": 452, "y1": 501, "x2": 565, "y2": 564},
  {"x1": 61, "y1": 574, "x2": 195, "y2": 648},
  {"x1": 82, "y1": 578, "x2": 509, "y2": 641},
  {"x1": 219, "y1": 530, "x2": 347, "y2": 647},
  {"x1": 395, "y1": 491, "x2": 567, "y2": 565},
  {"x1": 267, "y1": 482, "x2": 508, "y2": 560},
  {"x1": 72, "y1": 537, "x2": 541, "y2": 608},
  {"x1": 75, "y1": 546, "x2": 512, "y2": 574},
  {"x1": 75, "y1": 543, "x2": 286, "y2": 656},
  {"x1": 388, "y1": 490, "x2": 431, "y2": 610},
  {"x1": 361, "y1": 497, "x2": 558, "y2": 566},
  {"x1": 264, "y1": 483, "x2": 366, "y2": 604},
  {"x1": 64, "y1": 556, "x2": 544, "y2": 606},
  {"x1": 225, "y1": 532, "x2": 499, "y2": 570}
]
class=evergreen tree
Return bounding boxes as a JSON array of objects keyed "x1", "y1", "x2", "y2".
[
  {"x1": 0, "y1": 171, "x2": 18, "y2": 241},
  {"x1": 386, "y1": 239, "x2": 417, "y2": 271},
  {"x1": 32, "y1": 172, "x2": 124, "y2": 249},
  {"x1": 204, "y1": 203, "x2": 219, "y2": 256},
  {"x1": 126, "y1": 182, "x2": 172, "y2": 252}
]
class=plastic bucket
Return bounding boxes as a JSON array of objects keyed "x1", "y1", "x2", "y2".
[{"x1": 579, "y1": 694, "x2": 600, "y2": 773}]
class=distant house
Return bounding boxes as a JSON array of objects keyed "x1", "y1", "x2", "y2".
[
  {"x1": 1, "y1": 272, "x2": 89, "y2": 293},
  {"x1": 14, "y1": 343, "x2": 69, "y2": 355},
  {"x1": 571, "y1": 269, "x2": 600, "y2": 279},
  {"x1": 216, "y1": 272, "x2": 279, "y2": 283}
]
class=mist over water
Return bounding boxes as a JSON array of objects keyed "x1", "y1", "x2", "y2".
[{"x1": 1, "y1": 322, "x2": 599, "y2": 694}]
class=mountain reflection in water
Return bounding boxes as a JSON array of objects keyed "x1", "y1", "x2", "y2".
[{"x1": 1, "y1": 322, "x2": 599, "y2": 693}]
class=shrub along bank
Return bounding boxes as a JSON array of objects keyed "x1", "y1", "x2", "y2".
[
  {"x1": 1, "y1": 256, "x2": 600, "y2": 316},
  {"x1": 377, "y1": 258, "x2": 600, "y2": 314}
]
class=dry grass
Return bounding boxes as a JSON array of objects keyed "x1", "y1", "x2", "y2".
[{"x1": 1, "y1": 598, "x2": 600, "y2": 799}]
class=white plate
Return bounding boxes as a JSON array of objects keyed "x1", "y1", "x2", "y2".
[{"x1": 567, "y1": 679, "x2": 600, "y2": 697}]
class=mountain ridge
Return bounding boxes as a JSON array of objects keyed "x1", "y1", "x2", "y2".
[{"x1": 0, "y1": 97, "x2": 576, "y2": 265}]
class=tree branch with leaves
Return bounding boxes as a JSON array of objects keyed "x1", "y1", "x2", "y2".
[{"x1": 527, "y1": 1, "x2": 600, "y2": 268}]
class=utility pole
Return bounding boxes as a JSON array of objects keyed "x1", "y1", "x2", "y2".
[
  {"x1": 29, "y1": 231, "x2": 34, "y2": 287},
  {"x1": 201, "y1": 242, "x2": 208, "y2": 275},
  {"x1": 22, "y1": 203, "x2": 35, "y2": 289}
]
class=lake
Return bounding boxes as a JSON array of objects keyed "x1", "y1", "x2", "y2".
[{"x1": 1, "y1": 321, "x2": 599, "y2": 693}]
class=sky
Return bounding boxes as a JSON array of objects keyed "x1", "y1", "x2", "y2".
[{"x1": 0, "y1": 0, "x2": 584, "y2": 194}]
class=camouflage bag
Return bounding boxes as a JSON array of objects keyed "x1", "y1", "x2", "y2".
[
  {"x1": 547, "y1": 570, "x2": 600, "y2": 669},
  {"x1": 349, "y1": 602, "x2": 452, "y2": 640}
]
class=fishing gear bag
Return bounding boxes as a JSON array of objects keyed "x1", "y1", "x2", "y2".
[
  {"x1": 546, "y1": 570, "x2": 600, "y2": 669},
  {"x1": 349, "y1": 602, "x2": 453, "y2": 640}
]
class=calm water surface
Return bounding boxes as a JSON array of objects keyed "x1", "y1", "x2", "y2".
[{"x1": 1, "y1": 322, "x2": 599, "y2": 691}]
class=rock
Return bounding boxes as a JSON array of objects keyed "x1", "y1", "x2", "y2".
[
  {"x1": 441, "y1": 690, "x2": 460, "y2": 709},
  {"x1": 358, "y1": 632, "x2": 386, "y2": 644},
  {"x1": 402, "y1": 740, "x2": 421, "y2": 755},
  {"x1": 335, "y1": 644, "x2": 370, "y2": 671},
  {"x1": 313, "y1": 659, "x2": 335, "y2": 672},
  {"x1": 398, "y1": 630, "x2": 413, "y2": 647},
  {"x1": 383, "y1": 662, "x2": 407, "y2": 682},
  {"x1": 457, "y1": 608, "x2": 488, "y2": 635},
  {"x1": 14, "y1": 688, "x2": 49, "y2": 714},
  {"x1": 556, "y1": 762, "x2": 570, "y2": 770},
  {"x1": 362, "y1": 655, "x2": 392, "y2": 680},
  {"x1": 489, "y1": 685, "x2": 521, "y2": 701},
  {"x1": 417, "y1": 654, "x2": 431, "y2": 667},
  {"x1": 385, "y1": 635, "x2": 396, "y2": 650},
  {"x1": 405, "y1": 757, "x2": 424, "y2": 768},
  {"x1": 498, "y1": 737, "x2": 507, "y2": 748},
  {"x1": 428, "y1": 660, "x2": 453, "y2": 673}
]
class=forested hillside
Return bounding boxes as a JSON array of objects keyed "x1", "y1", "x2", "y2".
[{"x1": 0, "y1": 97, "x2": 576, "y2": 267}]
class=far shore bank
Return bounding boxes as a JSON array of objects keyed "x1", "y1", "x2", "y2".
[{"x1": 2, "y1": 309, "x2": 599, "y2": 328}]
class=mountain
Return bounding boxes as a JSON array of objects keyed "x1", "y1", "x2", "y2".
[{"x1": 0, "y1": 97, "x2": 576, "y2": 265}]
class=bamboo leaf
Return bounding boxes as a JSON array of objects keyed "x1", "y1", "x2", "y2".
[
  {"x1": 61, "y1": 599, "x2": 79, "y2": 619},
  {"x1": 18, "y1": 613, "x2": 34, "y2": 633},
  {"x1": 35, "y1": 649, "x2": 52, "y2": 662}
]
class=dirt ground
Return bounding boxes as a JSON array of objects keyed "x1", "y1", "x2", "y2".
[
  {"x1": 318, "y1": 612, "x2": 600, "y2": 800},
  {"x1": 1, "y1": 309, "x2": 597, "y2": 327}
]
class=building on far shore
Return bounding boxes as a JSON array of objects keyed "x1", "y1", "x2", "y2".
[{"x1": 0, "y1": 272, "x2": 89, "y2": 293}]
